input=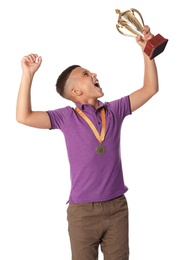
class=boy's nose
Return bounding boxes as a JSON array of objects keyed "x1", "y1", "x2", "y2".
[{"x1": 91, "y1": 73, "x2": 97, "y2": 78}]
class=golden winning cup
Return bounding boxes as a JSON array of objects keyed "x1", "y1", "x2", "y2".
[{"x1": 115, "y1": 8, "x2": 168, "y2": 59}]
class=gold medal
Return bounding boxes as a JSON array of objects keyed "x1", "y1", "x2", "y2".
[
  {"x1": 96, "y1": 144, "x2": 106, "y2": 155},
  {"x1": 75, "y1": 106, "x2": 107, "y2": 155}
]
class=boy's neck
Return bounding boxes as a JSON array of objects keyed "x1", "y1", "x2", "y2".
[{"x1": 77, "y1": 98, "x2": 99, "y2": 110}]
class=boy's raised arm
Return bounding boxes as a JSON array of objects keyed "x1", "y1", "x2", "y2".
[
  {"x1": 16, "y1": 54, "x2": 51, "y2": 129},
  {"x1": 129, "y1": 26, "x2": 159, "y2": 112}
]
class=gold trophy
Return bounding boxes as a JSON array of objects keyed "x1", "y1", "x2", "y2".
[{"x1": 115, "y1": 8, "x2": 168, "y2": 59}]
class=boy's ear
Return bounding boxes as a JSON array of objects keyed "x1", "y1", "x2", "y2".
[{"x1": 71, "y1": 88, "x2": 83, "y2": 96}]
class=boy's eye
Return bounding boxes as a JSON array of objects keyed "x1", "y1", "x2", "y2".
[{"x1": 83, "y1": 72, "x2": 89, "y2": 76}]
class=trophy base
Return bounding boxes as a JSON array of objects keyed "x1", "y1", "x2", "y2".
[{"x1": 144, "y1": 34, "x2": 168, "y2": 59}]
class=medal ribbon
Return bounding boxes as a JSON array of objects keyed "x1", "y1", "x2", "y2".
[{"x1": 75, "y1": 106, "x2": 106, "y2": 143}]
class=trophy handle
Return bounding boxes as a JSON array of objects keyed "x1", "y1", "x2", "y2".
[
  {"x1": 130, "y1": 8, "x2": 145, "y2": 26},
  {"x1": 116, "y1": 24, "x2": 135, "y2": 37}
]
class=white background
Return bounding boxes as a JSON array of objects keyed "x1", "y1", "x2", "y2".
[{"x1": 0, "y1": 0, "x2": 180, "y2": 259}]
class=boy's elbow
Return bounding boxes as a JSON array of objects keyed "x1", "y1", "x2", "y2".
[
  {"x1": 155, "y1": 84, "x2": 159, "y2": 95},
  {"x1": 148, "y1": 85, "x2": 159, "y2": 100},
  {"x1": 152, "y1": 83, "x2": 159, "y2": 96},
  {"x1": 153, "y1": 88, "x2": 159, "y2": 96},
  {"x1": 16, "y1": 117, "x2": 24, "y2": 125},
  {"x1": 16, "y1": 114, "x2": 27, "y2": 125}
]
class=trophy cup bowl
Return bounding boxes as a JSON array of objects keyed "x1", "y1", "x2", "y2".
[{"x1": 115, "y1": 8, "x2": 168, "y2": 59}]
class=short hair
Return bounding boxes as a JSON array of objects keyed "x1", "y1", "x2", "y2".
[{"x1": 56, "y1": 65, "x2": 80, "y2": 97}]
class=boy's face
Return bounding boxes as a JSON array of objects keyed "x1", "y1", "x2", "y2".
[{"x1": 69, "y1": 67, "x2": 104, "y2": 100}]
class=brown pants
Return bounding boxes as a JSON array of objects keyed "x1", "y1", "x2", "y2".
[{"x1": 67, "y1": 195, "x2": 129, "y2": 260}]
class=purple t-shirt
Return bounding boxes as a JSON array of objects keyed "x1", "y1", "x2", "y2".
[{"x1": 47, "y1": 96, "x2": 131, "y2": 204}]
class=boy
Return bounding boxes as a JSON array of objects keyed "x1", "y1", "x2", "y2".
[{"x1": 16, "y1": 26, "x2": 158, "y2": 260}]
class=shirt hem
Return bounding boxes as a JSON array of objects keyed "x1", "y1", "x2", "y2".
[{"x1": 67, "y1": 189, "x2": 128, "y2": 204}]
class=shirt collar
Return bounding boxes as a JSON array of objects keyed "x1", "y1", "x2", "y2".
[{"x1": 75, "y1": 100, "x2": 107, "y2": 111}]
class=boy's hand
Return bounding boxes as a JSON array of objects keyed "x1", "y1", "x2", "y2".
[
  {"x1": 21, "y1": 53, "x2": 42, "y2": 76},
  {"x1": 136, "y1": 26, "x2": 154, "y2": 50}
]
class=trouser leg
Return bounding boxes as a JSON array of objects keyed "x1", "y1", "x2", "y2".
[{"x1": 67, "y1": 195, "x2": 129, "y2": 260}]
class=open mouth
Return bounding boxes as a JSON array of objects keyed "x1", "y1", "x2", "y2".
[{"x1": 94, "y1": 80, "x2": 100, "y2": 88}]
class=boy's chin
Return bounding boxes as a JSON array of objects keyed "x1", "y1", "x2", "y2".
[{"x1": 99, "y1": 92, "x2": 104, "y2": 97}]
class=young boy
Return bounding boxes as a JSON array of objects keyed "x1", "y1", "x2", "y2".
[{"x1": 16, "y1": 26, "x2": 158, "y2": 260}]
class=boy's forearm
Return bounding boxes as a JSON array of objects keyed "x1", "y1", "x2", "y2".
[
  {"x1": 143, "y1": 52, "x2": 159, "y2": 95},
  {"x1": 16, "y1": 73, "x2": 34, "y2": 124}
]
